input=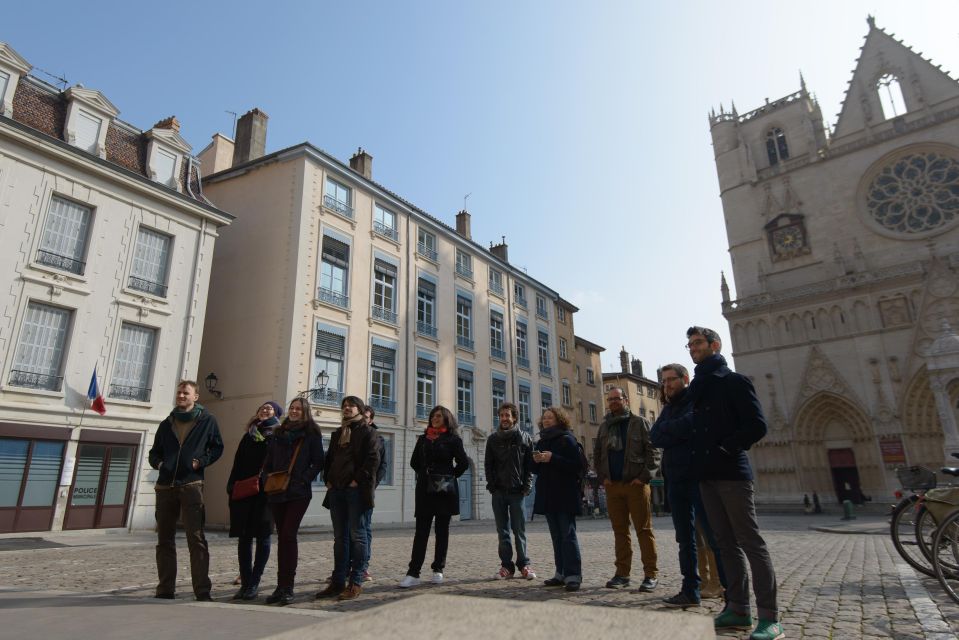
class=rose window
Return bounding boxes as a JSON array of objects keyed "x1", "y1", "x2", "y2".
[{"x1": 865, "y1": 151, "x2": 959, "y2": 234}]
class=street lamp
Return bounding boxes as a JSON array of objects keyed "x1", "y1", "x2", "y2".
[
  {"x1": 204, "y1": 372, "x2": 223, "y2": 399},
  {"x1": 299, "y1": 370, "x2": 330, "y2": 403}
]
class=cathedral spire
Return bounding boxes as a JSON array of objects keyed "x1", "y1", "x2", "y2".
[{"x1": 720, "y1": 271, "x2": 730, "y2": 303}]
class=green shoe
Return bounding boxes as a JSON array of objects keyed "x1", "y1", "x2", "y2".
[
  {"x1": 714, "y1": 609, "x2": 754, "y2": 631},
  {"x1": 750, "y1": 619, "x2": 785, "y2": 640}
]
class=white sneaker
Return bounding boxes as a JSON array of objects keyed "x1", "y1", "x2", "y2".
[
  {"x1": 398, "y1": 575, "x2": 420, "y2": 589},
  {"x1": 431, "y1": 572, "x2": 444, "y2": 584}
]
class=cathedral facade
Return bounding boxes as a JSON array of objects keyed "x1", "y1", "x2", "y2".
[{"x1": 710, "y1": 18, "x2": 959, "y2": 506}]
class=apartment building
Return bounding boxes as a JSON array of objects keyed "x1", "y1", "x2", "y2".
[{"x1": 568, "y1": 336, "x2": 605, "y2": 461}]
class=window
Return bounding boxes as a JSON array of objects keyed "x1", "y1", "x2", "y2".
[
  {"x1": 417, "y1": 228, "x2": 437, "y2": 261},
  {"x1": 370, "y1": 344, "x2": 396, "y2": 414},
  {"x1": 541, "y1": 389, "x2": 553, "y2": 409},
  {"x1": 9, "y1": 302, "x2": 71, "y2": 391},
  {"x1": 0, "y1": 71, "x2": 8, "y2": 109},
  {"x1": 324, "y1": 177, "x2": 353, "y2": 218},
  {"x1": 559, "y1": 337, "x2": 568, "y2": 360},
  {"x1": 515, "y1": 321, "x2": 529, "y2": 368},
  {"x1": 649, "y1": 411, "x2": 655, "y2": 422},
  {"x1": 562, "y1": 381, "x2": 571, "y2": 406},
  {"x1": 319, "y1": 235, "x2": 350, "y2": 308},
  {"x1": 586, "y1": 368, "x2": 595, "y2": 385},
  {"x1": 455, "y1": 250, "x2": 473, "y2": 279},
  {"x1": 488, "y1": 269, "x2": 504, "y2": 295},
  {"x1": 457, "y1": 368, "x2": 474, "y2": 426},
  {"x1": 379, "y1": 433, "x2": 395, "y2": 485},
  {"x1": 589, "y1": 402, "x2": 597, "y2": 423},
  {"x1": 514, "y1": 283, "x2": 527, "y2": 307},
  {"x1": 877, "y1": 73, "x2": 907, "y2": 120},
  {"x1": 491, "y1": 376, "x2": 506, "y2": 422},
  {"x1": 557, "y1": 306, "x2": 566, "y2": 323},
  {"x1": 639, "y1": 407, "x2": 647, "y2": 417},
  {"x1": 75, "y1": 109, "x2": 102, "y2": 154},
  {"x1": 313, "y1": 328, "x2": 345, "y2": 405},
  {"x1": 456, "y1": 295, "x2": 473, "y2": 350},
  {"x1": 372, "y1": 259, "x2": 397, "y2": 323},
  {"x1": 647, "y1": 386, "x2": 656, "y2": 398},
  {"x1": 490, "y1": 310, "x2": 505, "y2": 359},
  {"x1": 416, "y1": 357, "x2": 436, "y2": 419},
  {"x1": 536, "y1": 295, "x2": 548, "y2": 320},
  {"x1": 373, "y1": 204, "x2": 398, "y2": 241},
  {"x1": 416, "y1": 278, "x2": 437, "y2": 337},
  {"x1": 154, "y1": 148, "x2": 177, "y2": 187},
  {"x1": 765, "y1": 127, "x2": 789, "y2": 166},
  {"x1": 37, "y1": 196, "x2": 92, "y2": 275},
  {"x1": 129, "y1": 227, "x2": 171, "y2": 297},
  {"x1": 110, "y1": 323, "x2": 156, "y2": 401},
  {"x1": 518, "y1": 384, "x2": 531, "y2": 433},
  {"x1": 537, "y1": 330, "x2": 551, "y2": 376},
  {"x1": 575, "y1": 365, "x2": 581, "y2": 383}
]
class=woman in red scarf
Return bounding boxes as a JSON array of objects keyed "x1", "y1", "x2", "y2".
[{"x1": 398, "y1": 405, "x2": 470, "y2": 588}]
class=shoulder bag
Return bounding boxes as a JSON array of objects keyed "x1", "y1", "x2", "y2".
[{"x1": 264, "y1": 440, "x2": 304, "y2": 496}]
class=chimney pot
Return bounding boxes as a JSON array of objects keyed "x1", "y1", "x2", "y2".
[
  {"x1": 490, "y1": 236, "x2": 509, "y2": 262},
  {"x1": 349, "y1": 147, "x2": 373, "y2": 179},
  {"x1": 631, "y1": 358, "x2": 644, "y2": 378},
  {"x1": 232, "y1": 108, "x2": 269, "y2": 167},
  {"x1": 455, "y1": 210, "x2": 471, "y2": 240},
  {"x1": 619, "y1": 348, "x2": 629, "y2": 374},
  {"x1": 153, "y1": 116, "x2": 180, "y2": 133}
]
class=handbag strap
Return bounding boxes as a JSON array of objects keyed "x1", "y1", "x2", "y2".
[{"x1": 285, "y1": 439, "x2": 304, "y2": 474}]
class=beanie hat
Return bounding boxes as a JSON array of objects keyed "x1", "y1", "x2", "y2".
[{"x1": 263, "y1": 400, "x2": 284, "y2": 419}]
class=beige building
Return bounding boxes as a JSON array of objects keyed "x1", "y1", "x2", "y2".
[
  {"x1": 570, "y1": 336, "x2": 606, "y2": 461},
  {"x1": 196, "y1": 110, "x2": 572, "y2": 527},
  {"x1": 710, "y1": 18, "x2": 959, "y2": 506},
  {"x1": 0, "y1": 42, "x2": 232, "y2": 533}
]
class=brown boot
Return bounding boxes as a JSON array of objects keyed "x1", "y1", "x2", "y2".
[
  {"x1": 314, "y1": 582, "x2": 345, "y2": 599},
  {"x1": 337, "y1": 582, "x2": 362, "y2": 601}
]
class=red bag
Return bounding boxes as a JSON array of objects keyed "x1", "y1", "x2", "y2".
[{"x1": 231, "y1": 475, "x2": 261, "y2": 500}]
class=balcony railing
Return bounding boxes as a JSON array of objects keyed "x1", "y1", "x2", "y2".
[
  {"x1": 128, "y1": 276, "x2": 168, "y2": 298},
  {"x1": 515, "y1": 296, "x2": 527, "y2": 309},
  {"x1": 372, "y1": 304, "x2": 397, "y2": 324},
  {"x1": 516, "y1": 355, "x2": 530, "y2": 369},
  {"x1": 458, "y1": 411, "x2": 475, "y2": 427},
  {"x1": 488, "y1": 280, "x2": 504, "y2": 296},
  {"x1": 109, "y1": 383, "x2": 151, "y2": 401},
  {"x1": 455, "y1": 262, "x2": 473, "y2": 279},
  {"x1": 539, "y1": 364, "x2": 552, "y2": 376},
  {"x1": 417, "y1": 321, "x2": 438, "y2": 338},
  {"x1": 323, "y1": 194, "x2": 354, "y2": 219},
  {"x1": 536, "y1": 308, "x2": 548, "y2": 320},
  {"x1": 373, "y1": 220, "x2": 399, "y2": 241},
  {"x1": 369, "y1": 396, "x2": 397, "y2": 414},
  {"x1": 490, "y1": 346, "x2": 506, "y2": 360},
  {"x1": 456, "y1": 334, "x2": 474, "y2": 350},
  {"x1": 317, "y1": 287, "x2": 349, "y2": 309},
  {"x1": 417, "y1": 242, "x2": 437, "y2": 261},
  {"x1": 8, "y1": 369, "x2": 63, "y2": 391},
  {"x1": 416, "y1": 404, "x2": 431, "y2": 420},
  {"x1": 36, "y1": 249, "x2": 85, "y2": 275},
  {"x1": 306, "y1": 387, "x2": 344, "y2": 406}
]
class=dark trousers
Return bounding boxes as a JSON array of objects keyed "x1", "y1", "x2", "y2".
[
  {"x1": 270, "y1": 499, "x2": 310, "y2": 589},
  {"x1": 237, "y1": 535, "x2": 271, "y2": 588},
  {"x1": 491, "y1": 491, "x2": 529, "y2": 570},
  {"x1": 155, "y1": 483, "x2": 210, "y2": 598},
  {"x1": 700, "y1": 479, "x2": 778, "y2": 620},
  {"x1": 667, "y1": 478, "x2": 726, "y2": 598},
  {"x1": 329, "y1": 487, "x2": 367, "y2": 585},
  {"x1": 544, "y1": 511, "x2": 582, "y2": 583},
  {"x1": 407, "y1": 513, "x2": 451, "y2": 577}
]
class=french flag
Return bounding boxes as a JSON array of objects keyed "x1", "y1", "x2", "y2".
[{"x1": 87, "y1": 366, "x2": 106, "y2": 415}]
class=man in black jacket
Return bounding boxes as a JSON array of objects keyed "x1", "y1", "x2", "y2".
[
  {"x1": 485, "y1": 402, "x2": 535, "y2": 579},
  {"x1": 148, "y1": 380, "x2": 224, "y2": 601},
  {"x1": 361, "y1": 406, "x2": 388, "y2": 580}
]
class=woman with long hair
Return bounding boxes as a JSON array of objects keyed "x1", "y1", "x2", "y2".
[
  {"x1": 533, "y1": 406, "x2": 584, "y2": 592},
  {"x1": 226, "y1": 401, "x2": 282, "y2": 600},
  {"x1": 398, "y1": 405, "x2": 470, "y2": 588},
  {"x1": 263, "y1": 396, "x2": 324, "y2": 605}
]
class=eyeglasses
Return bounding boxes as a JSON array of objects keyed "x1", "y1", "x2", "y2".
[
  {"x1": 685, "y1": 338, "x2": 707, "y2": 350},
  {"x1": 607, "y1": 396, "x2": 624, "y2": 403}
]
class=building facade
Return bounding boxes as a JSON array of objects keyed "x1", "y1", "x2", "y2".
[
  {"x1": 196, "y1": 111, "x2": 573, "y2": 527},
  {"x1": 570, "y1": 336, "x2": 605, "y2": 460},
  {"x1": 600, "y1": 347, "x2": 664, "y2": 435},
  {"x1": 710, "y1": 18, "x2": 959, "y2": 505},
  {"x1": 0, "y1": 42, "x2": 233, "y2": 533}
]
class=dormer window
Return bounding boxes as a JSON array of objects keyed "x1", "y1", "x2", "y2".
[
  {"x1": 154, "y1": 148, "x2": 177, "y2": 186},
  {"x1": 0, "y1": 43, "x2": 32, "y2": 118},
  {"x1": 877, "y1": 74, "x2": 907, "y2": 120},
  {"x1": 64, "y1": 86, "x2": 119, "y2": 159},
  {"x1": 146, "y1": 117, "x2": 191, "y2": 191},
  {"x1": 766, "y1": 127, "x2": 789, "y2": 166},
  {"x1": 75, "y1": 110, "x2": 102, "y2": 154}
]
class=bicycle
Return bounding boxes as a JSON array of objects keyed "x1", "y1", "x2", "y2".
[{"x1": 890, "y1": 458, "x2": 959, "y2": 577}]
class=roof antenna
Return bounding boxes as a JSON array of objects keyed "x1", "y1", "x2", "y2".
[
  {"x1": 34, "y1": 66, "x2": 68, "y2": 90},
  {"x1": 225, "y1": 110, "x2": 238, "y2": 139},
  {"x1": 463, "y1": 192, "x2": 471, "y2": 210}
]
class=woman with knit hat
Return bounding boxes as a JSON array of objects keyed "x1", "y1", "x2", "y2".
[{"x1": 226, "y1": 400, "x2": 283, "y2": 600}]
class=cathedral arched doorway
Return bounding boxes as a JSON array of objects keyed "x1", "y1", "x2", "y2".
[{"x1": 900, "y1": 369, "x2": 945, "y2": 467}]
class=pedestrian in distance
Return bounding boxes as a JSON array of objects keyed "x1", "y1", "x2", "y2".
[
  {"x1": 594, "y1": 386, "x2": 660, "y2": 592},
  {"x1": 485, "y1": 401, "x2": 536, "y2": 580},
  {"x1": 263, "y1": 397, "x2": 325, "y2": 606},
  {"x1": 398, "y1": 405, "x2": 470, "y2": 588},
  {"x1": 813, "y1": 492, "x2": 822, "y2": 514},
  {"x1": 149, "y1": 380, "x2": 224, "y2": 601},
  {"x1": 533, "y1": 406, "x2": 585, "y2": 592},
  {"x1": 226, "y1": 400, "x2": 282, "y2": 601}
]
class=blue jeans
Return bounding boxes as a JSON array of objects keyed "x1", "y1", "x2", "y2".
[
  {"x1": 544, "y1": 512, "x2": 581, "y2": 583},
  {"x1": 328, "y1": 487, "x2": 367, "y2": 585},
  {"x1": 669, "y1": 478, "x2": 726, "y2": 598},
  {"x1": 339, "y1": 508, "x2": 374, "y2": 574},
  {"x1": 492, "y1": 492, "x2": 529, "y2": 570}
]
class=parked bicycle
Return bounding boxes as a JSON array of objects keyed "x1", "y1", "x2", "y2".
[{"x1": 890, "y1": 456, "x2": 959, "y2": 578}]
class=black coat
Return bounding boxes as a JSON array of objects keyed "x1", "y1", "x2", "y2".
[
  {"x1": 226, "y1": 424, "x2": 274, "y2": 538},
  {"x1": 411, "y1": 432, "x2": 470, "y2": 517},
  {"x1": 649, "y1": 388, "x2": 694, "y2": 483},
  {"x1": 322, "y1": 421, "x2": 381, "y2": 511},
  {"x1": 148, "y1": 408, "x2": 223, "y2": 486},
  {"x1": 533, "y1": 428, "x2": 583, "y2": 516},
  {"x1": 263, "y1": 427, "x2": 325, "y2": 504}
]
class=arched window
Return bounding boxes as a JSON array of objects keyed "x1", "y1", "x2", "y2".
[
  {"x1": 766, "y1": 127, "x2": 789, "y2": 166},
  {"x1": 877, "y1": 73, "x2": 907, "y2": 119}
]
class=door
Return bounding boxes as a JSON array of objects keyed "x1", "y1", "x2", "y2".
[
  {"x1": 828, "y1": 448, "x2": 863, "y2": 504},
  {"x1": 0, "y1": 438, "x2": 65, "y2": 533},
  {"x1": 458, "y1": 465, "x2": 473, "y2": 520},
  {"x1": 64, "y1": 443, "x2": 136, "y2": 529}
]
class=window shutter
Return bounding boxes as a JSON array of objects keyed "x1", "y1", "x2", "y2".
[
  {"x1": 315, "y1": 330, "x2": 345, "y2": 359},
  {"x1": 492, "y1": 378, "x2": 506, "y2": 393},
  {"x1": 418, "y1": 278, "x2": 435, "y2": 296},
  {"x1": 374, "y1": 258, "x2": 397, "y2": 277},
  {"x1": 458, "y1": 368, "x2": 473, "y2": 382},
  {"x1": 371, "y1": 345, "x2": 396, "y2": 370},
  {"x1": 417, "y1": 358, "x2": 435, "y2": 376},
  {"x1": 322, "y1": 236, "x2": 350, "y2": 268}
]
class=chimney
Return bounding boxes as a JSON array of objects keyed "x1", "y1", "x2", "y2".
[
  {"x1": 232, "y1": 108, "x2": 268, "y2": 166},
  {"x1": 619, "y1": 347, "x2": 629, "y2": 374},
  {"x1": 456, "y1": 210, "x2": 471, "y2": 240},
  {"x1": 490, "y1": 236, "x2": 509, "y2": 262},
  {"x1": 349, "y1": 147, "x2": 373, "y2": 179},
  {"x1": 153, "y1": 116, "x2": 181, "y2": 133},
  {"x1": 631, "y1": 358, "x2": 643, "y2": 378}
]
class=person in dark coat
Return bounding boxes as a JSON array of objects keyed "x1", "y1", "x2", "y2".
[
  {"x1": 262, "y1": 397, "x2": 325, "y2": 606},
  {"x1": 398, "y1": 405, "x2": 470, "y2": 588},
  {"x1": 532, "y1": 406, "x2": 584, "y2": 592},
  {"x1": 226, "y1": 401, "x2": 282, "y2": 601}
]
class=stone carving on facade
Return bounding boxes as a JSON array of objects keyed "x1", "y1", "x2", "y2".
[
  {"x1": 912, "y1": 257, "x2": 959, "y2": 356},
  {"x1": 878, "y1": 295, "x2": 911, "y2": 328},
  {"x1": 794, "y1": 346, "x2": 858, "y2": 411}
]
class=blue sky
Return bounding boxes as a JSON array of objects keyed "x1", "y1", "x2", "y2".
[{"x1": 6, "y1": 1, "x2": 958, "y2": 374}]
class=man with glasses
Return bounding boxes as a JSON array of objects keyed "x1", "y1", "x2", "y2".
[
  {"x1": 660, "y1": 327, "x2": 782, "y2": 640},
  {"x1": 594, "y1": 386, "x2": 660, "y2": 592}
]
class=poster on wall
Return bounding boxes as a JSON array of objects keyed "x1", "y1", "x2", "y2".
[{"x1": 880, "y1": 437, "x2": 906, "y2": 465}]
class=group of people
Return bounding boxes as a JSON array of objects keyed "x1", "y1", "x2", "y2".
[{"x1": 146, "y1": 325, "x2": 784, "y2": 640}]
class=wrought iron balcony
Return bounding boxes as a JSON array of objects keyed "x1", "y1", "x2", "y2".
[
  {"x1": 417, "y1": 242, "x2": 437, "y2": 261},
  {"x1": 8, "y1": 369, "x2": 63, "y2": 391},
  {"x1": 372, "y1": 304, "x2": 397, "y2": 324},
  {"x1": 455, "y1": 262, "x2": 473, "y2": 279},
  {"x1": 416, "y1": 404, "x2": 431, "y2": 420},
  {"x1": 109, "y1": 384, "x2": 151, "y2": 401},
  {"x1": 515, "y1": 296, "x2": 527, "y2": 309},
  {"x1": 536, "y1": 308, "x2": 548, "y2": 320},
  {"x1": 323, "y1": 194, "x2": 354, "y2": 219},
  {"x1": 36, "y1": 249, "x2": 85, "y2": 275},
  {"x1": 488, "y1": 280, "x2": 504, "y2": 296},
  {"x1": 417, "y1": 321, "x2": 438, "y2": 338},
  {"x1": 373, "y1": 220, "x2": 399, "y2": 241},
  {"x1": 128, "y1": 276, "x2": 168, "y2": 298},
  {"x1": 490, "y1": 346, "x2": 506, "y2": 360},
  {"x1": 369, "y1": 396, "x2": 397, "y2": 414},
  {"x1": 539, "y1": 364, "x2": 552, "y2": 377},
  {"x1": 317, "y1": 287, "x2": 349, "y2": 309},
  {"x1": 457, "y1": 411, "x2": 475, "y2": 427},
  {"x1": 516, "y1": 355, "x2": 530, "y2": 369},
  {"x1": 456, "y1": 334, "x2": 474, "y2": 350},
  {"x1": 302, "y1": 387, "x2": 343, "y2": 406}
]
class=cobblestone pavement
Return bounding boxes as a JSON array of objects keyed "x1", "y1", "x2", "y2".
[{"x1": 2, "y1": 514, "x2": 958, "y2": 639}]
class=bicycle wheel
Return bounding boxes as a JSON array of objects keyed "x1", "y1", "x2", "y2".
[
  {"x1": 933, "y1": 509, "x2": 959, "y2": 603},
  {"x1": 890, "y1": 495, "x2": 935, "y2": 577},
  {"x1": 914, "y1": 505, "x2": 945, "y2": 571}
]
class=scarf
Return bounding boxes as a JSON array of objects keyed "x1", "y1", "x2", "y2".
[
  {"x1": 606, "y1": 411, "x2": 631, "y2": 452},
  {"x1": 425, "y1": 425, "x2": 447, "y2": 441},
  {"x1": 249, "y1": 416, "x2": 280, "y2": 441},
  {"x1": 338, "y1": 413, "x2": 365, "y2": 447},
  {"x1": 278, "y1": 420, "x2": 308, "y2": 443},
  {"x1": 171, "y1": 404, "x2": 203, "y2": 423},
  {"x1": 538, "y1": 426, "x2": 566, "y2": 441}
]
